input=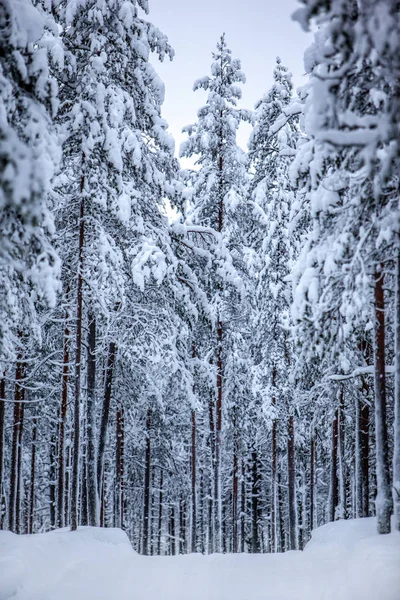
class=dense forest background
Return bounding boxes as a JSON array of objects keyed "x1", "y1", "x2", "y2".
[{"x1": 0, "y1": 0, "x2": 399, "y2": 555}]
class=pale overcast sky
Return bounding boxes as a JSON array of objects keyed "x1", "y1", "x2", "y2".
[{"x1": 148, "y1": 0, "x2": 311, "y2": 164}]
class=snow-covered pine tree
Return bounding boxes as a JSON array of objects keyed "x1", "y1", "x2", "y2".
[
  {"x1": 0, "y1": 0, "x2": 60, "y2": 531},
  {"x1": 180, "y1": 34, "x2": 252, "y2": 552},
  {"x1": 54, "y1": 0, "x2": 183, "y2": 531},
  {"x1": 0, "y1": 0, "x2": 60, "y2": 363},
  {"x1": 248, "y1": 57, "x2": 300, "y2": 550},
  {"x1": 292, "y1": 0, "x2": 400, "y2": 534}
]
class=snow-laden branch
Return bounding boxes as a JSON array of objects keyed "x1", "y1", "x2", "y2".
[{"x1": 329, "y1": 365, "x2": 395, "y2": 381}]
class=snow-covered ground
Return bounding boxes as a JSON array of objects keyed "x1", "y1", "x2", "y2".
[{"x1": 1, "y1": 518, "x2": 399, "y2": 600}]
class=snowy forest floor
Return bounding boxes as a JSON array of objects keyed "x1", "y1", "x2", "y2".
[{"x1": 1, "y1": 518, "x2": 399, "y2": 600}]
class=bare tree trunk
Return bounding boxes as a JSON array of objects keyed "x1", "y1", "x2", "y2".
[
  {"x1": 58, "y1": 302, "x2": 70, "y2": 528},
  {"x1": 198, "y1": 468, "x2": 204, "y2": 553},
  {"x1": 251, "y1": 450, "x2": 260, "y2": 552},
  {"x1": 310, "y1": 429, "x2": 315, "y2": 534},
  {"x1": 115, "y1": 403, "x2": 124, "y2": 529},
  {"x1": 240, "y1": 459, "x2": 245, "y2": 552},
  {"x1": 215, "y1": 319, "x2": 223, "y2": 553},
  {"x1": 9, "y1": 357, "x2": 24, "y2": 532},
  {"x1": 394, "y1": 244, "x2": 400, "y2": 530},
  {"x1": 207, "y1": 478, "x2": 213, "y2": 554},
  {"x1": 97, "y1": 340, "x2": 116, "y2": 505},
  {"x1": 361, "y1": 399, "x2": 370, "y2": 516},
  {"x1": 87, "y1": 313, "x2": 98, "y2": 526},
  {"x1": 271, "y1": 366, "x2": 277, "y2": 552},
  {"x1": 373, "y1": 266, "x2": 392, "y2": 534},
  {"x1": 179, "y1": 496, "x2": 185, "y2": 554},
  {"x1": 208, "y1": 390, "x2": 215, "y2": 552},
  {"x1": 191, "y1": 408, "x2": 197, "y2": 552},
  {"x1": 80, "y1": 450, "x2": 88, "y2": 526},
  {"x1": 0, "y1": 371, "x2": 6, "y2": 529},
  {"x1": 170, "y1": 506, "x2": 176, "y2": 556},
  {"x1": 157, "y1": 469, "x2": 163, "y2": 555},
  {"x1": 15, "y1": 401, "x2": 24, "y2": 533},
  {"x1": 287, "y1": 415, "x2": 297, "y2": 550},
  {"x1": 71, "y1": 192, "x2": 85, "y2": 532},
  {"x1": 338, "y1": 387, "x2": 347, "y2": 518},
  {"x1": 0, "y1": 375, "x2": 5, "y2": 529},
  {"x1": 329, "y1": 409, "x2": 339, "y2": 522},
  {"x1": 49, "y1": 431, "x2": 57, "y2": 529},
  {"x1": 232, "y1": 407, "x2": 238, "y2": 553},
  {"x1": 142, "y1": 409, "x2": 151, "y2": 555},
  {"x1": 65, "y1": 443, "x2": 71, "y2": 526},
  {"x1": 28, "y1": 417, "x2": 37, "y2": 534},
  {"x1": 277, "y1": 471, "x2": 285, "y2": 552}
]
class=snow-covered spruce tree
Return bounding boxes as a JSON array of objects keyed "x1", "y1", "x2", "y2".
[
  {"x1": 54, "y1": 0, "x2": 183, "y2": 531},
  {"x1": 292, "y1": 0, "x2": 400, "y2": 534},
  {"x1": 248, "y1": 58, "x2": 300, "y2": 550},
  {"x1": 180, "y1": 34, "x2": 252, "y2": 552},
  {"x1": 0, "y1": 0, "x2": 60, "y2": 363}
]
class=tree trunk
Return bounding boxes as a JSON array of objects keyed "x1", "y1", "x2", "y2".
[
  {"x1": 0, "y1": 375, "x2": 5, "y2": 528},
  {"x1": 179, "y1": 496, "x2": 185, "y2": 554},
  {"x1": 9, "y1": 357, "x2": 24, "y2": 532},
  {"x1": 142, "y1": 409, "x2": 151, "y2": 555},
  {"x1": 65, "y1": 443, "x2": 71, "y2": 526},
  {"x1": 87, "y1": 313, "x2": 98, "y2": 526},
  {"x1": 329, "y1": 409, "x2": 339, "y2": 522},
  {"x1": 157, "y1": 469, "x2": 163, "y2": 555},
  {"x1": 71, "y1": 192, "x2": 85, "y2": 532},
  {"x1": 15, "y1": 401, "x2": 24, "y2": 533},
  {"x1": 361, "y1": 400, "x2": 370, "y2": 516},
  {"x1": 169, "y1": 505, "x2": 176, "y2": 555},
  {"x1": 57, "y1": 302, "x2": 70, "y2": 528},
  {"x1": 271, "y1": 366, "x2": 278, "y2": 552},
  {"x1": 80, "y1": 450, "x2": 88, "y2": 526},
  {"x1": 310, "y1": 429, "x2": 315, "y2": 534},
  {"x1": 115, "y1": 403, "x2": 124, "y2": 529},
  {"x1": 191, "y1": 408, "x2": 197, "y2": 552},
  {"x1": 215, "y1": 320, "x2": 223, "y2": 553},
  {"x1": 251, "y1": 450, "x2": 260, "y2": 552},
  {"x1": 48, "y1": 429, "x2": 56, "y2": 528},
  {"x1": 287, "y1": 415, "x2": 297, "y2": 550},
  {"x1": 373, "y1": 266, "x2": 392, "y2": 534},
  {"x1": 208, "y1": 390, "x2": 215, "y2": 553},
  {"x1": 338, "y1": 386, "x2": 347, "y2": 519},
  {"x1": 28, "y1": 417, "x2": 37, "y2": 534},
  {"x1": 240, "y1": 459, "x2": 245, "y2": 552},
  {"x1": 97, "y1": 340, "x2": 116, "y2": 507},
  {"x1": 277, "y1": 471, "x2": 285, "y2": 552},
  {"x1": 394, "y1": 243, "x2": 400, "y2": 530},
  {"x1": 232, "y1": 407, "x2": 239, "y2": 553}
]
